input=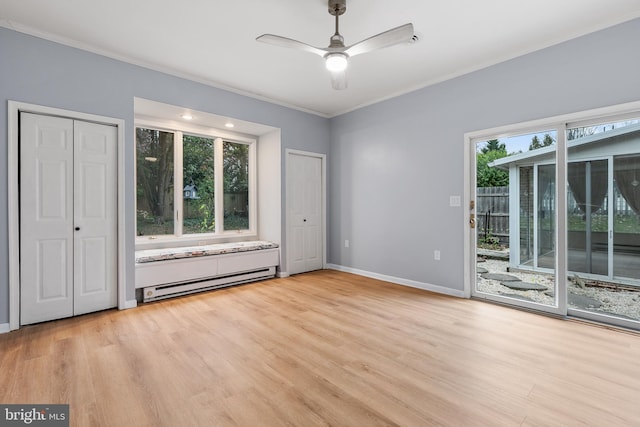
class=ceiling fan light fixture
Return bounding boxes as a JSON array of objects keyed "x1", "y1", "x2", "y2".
[
  {"x1": 325, "y1": 52, "x2": 348, "y2": 72},
  {"x1": 257, "y1": 0, "x2": 414, "y2": 89}
]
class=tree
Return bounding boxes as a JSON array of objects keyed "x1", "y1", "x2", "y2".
[
  {"x1": 183, "y1": 135, "x2": 214, "y2": 195},
  {"x1": 567, "y1": 126, "x2": 596, "y2": 141},
  {"x1": 136, "y1": 128, "x2": 174, "y2": 221},
  {"x1": 481, "y1": 139, "x2": 505, "y2": 154},
  {"x1": 567, "y1": 121, "x2": 639, "y2": 141},
  {"x1": 223, "y1": 142, "x2": 249, "y2": 193},
  {"x1": 477, "y1": 145, "x2": 509, "y2": 187},
  {"x1": 183, "y1": 135, "x2": 215, "y2": 231},
  {"x1": 529, "y1": 133, "x2": 555, "y2": 150},
  {"x1": 529, "y1": 135, "x2": 541, "y2": 150}
]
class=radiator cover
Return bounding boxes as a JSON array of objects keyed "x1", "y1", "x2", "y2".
[{"x1": 136, "y1": 248, "x2": 279, "y2": 302}]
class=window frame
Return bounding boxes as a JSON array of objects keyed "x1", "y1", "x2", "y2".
[{"x1": 135, "y1": 118, "x2": 257, "y2": 249}]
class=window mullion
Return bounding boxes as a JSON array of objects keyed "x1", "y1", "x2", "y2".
[
  {"x1": 556, "y1": 125, "x2": 567, "y2": 313},
  {"x1": 533, "y1": 165, "x2": 539, "y2": 269},
  {"x1": 175, "y1": 131, "x2": 184, "y2": 237},
  {"x1": 248, "y1": 141, "x2": 257, "y2": 233},
  {"x1": 214, "y1": 137, "x2": 224, "y2": 233}
]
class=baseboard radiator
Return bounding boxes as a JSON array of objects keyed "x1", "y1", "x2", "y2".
[
  {"x1": 142, "y1": 266, "x2": 276, "y2": 302},
  {"x1": 136, "y1": 247, "x2": 279, "y2": 302}
]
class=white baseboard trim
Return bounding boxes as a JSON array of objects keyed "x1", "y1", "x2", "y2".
[
  {"x1": 326, "y1": 264, "x2": 466, "y2": 298},
  {"x1": 124, "y1": 300, "x2": 138, "y2": 310},
  {"x1": 2, "y1": 301, "x2": 138, "y2": 333}
]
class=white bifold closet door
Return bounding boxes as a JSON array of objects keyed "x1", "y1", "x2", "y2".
[{"x1": 20, "y1": 113, "x2": 117, "y2": 325}]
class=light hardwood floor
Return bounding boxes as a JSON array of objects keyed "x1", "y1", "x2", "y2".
[{"x1": 1, "y1": 270, "x2": 639, "y2": 426}]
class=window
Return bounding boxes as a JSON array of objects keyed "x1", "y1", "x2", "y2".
[
  {"x1": 136, "y1": 128, "x2": 175, "y2": 236},
  {"x1": 136, "y1": 121, "x2": 256, "y2": 245},
  {"x1": 223, "y1": 141, "x2": 250, "y2": 231}
]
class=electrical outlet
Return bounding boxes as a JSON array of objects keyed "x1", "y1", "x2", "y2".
[
  {"x1": 449, "y1": 196, "x2": 461, "y2": 207},
  {"x1": 344, "y1": 239, "x2": 350, "y2": 248},
  {"x1": 434, "y1": 250, "x2": 441, "y2": 260}
]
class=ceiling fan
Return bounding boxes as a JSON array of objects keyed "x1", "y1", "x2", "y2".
[{"x1": 256, "y1": 0, "x2": 414, "y2": 90}]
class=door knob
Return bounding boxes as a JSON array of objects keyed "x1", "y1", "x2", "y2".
[
  {"x1": 469, "y1": 214, "x2": 475, "y2": 229},
  {"x1": 303, "y1": 219, "x2": 307, "y2": 222},
  {"x1": 75, "y1": 227, "x2": 80, "y2": 231}
]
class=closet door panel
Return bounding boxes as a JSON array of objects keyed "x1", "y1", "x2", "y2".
[
  {"x1": 73, "y1": 120, "x2": 117, "y2": 315},
  {"x1": 20, "y1": 113, "x2": 74, "y2": 325}
]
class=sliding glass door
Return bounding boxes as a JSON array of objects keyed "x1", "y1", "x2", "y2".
[
  {"x1": 613, "y1": 155, "x2": 640, "y2": 282},
  {"x1": 470, "y1": 111, "x2": 640, "y2": 329},
  {"x1": 473, "y1": 131, "x2": 561, "y2": 315},
  {"x1": 566, "y1": 119, "x2": 640, "y2": 326}
]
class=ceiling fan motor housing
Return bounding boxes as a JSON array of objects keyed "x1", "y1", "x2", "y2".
[
  {"x1": 328, "y1": 0, "x2": 346, "y2": 16},
  {"x1": 329, "y1": 34, "x2": 345, "y2": 48}
]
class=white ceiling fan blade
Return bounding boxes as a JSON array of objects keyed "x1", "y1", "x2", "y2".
[
  {"x1": 256, "y1": 34, "x2": 327, "y2": 57},
  {"x1": 345, "y1": 23, "x2": 414, "y2": 57},
  {"x1": 330, "y1": 69, "x2": 347, "y2": 90}
]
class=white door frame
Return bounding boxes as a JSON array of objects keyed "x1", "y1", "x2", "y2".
[
  {"x1": 284, "y1": 149, "x2": 327, "y2": 276},
  {"x1": 8, "y1": 101, "x2": 128, "y2": 331}
]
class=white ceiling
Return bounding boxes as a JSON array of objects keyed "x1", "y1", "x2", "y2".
[{"x1": 2, "y1": 0, "x2": 640, "y2": 117}]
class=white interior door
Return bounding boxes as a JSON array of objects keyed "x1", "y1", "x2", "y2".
[
  {"x1": 287, "y1": 152, "x2": 323, "y2": 275},
  {"x1": 20, "y1": 113, "x2": 117, "y2": 325}
]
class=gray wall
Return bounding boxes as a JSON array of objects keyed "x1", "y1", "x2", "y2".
[
  {"x1": 0, "y1": 27, "x2": 330, "y2": 323},
  {"x1": 328, "y1": 19, "x2": 640, "y2": 292}
]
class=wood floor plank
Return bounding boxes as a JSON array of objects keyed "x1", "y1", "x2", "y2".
[{"x1": 1, "y1": 270, "x2": 639, "y2": 426}]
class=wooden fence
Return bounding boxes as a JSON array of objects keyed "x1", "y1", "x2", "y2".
[{"x1": 476, "y1": 186, "x2": 509, "y2": 245}]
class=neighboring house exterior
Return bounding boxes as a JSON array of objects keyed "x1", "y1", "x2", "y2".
[{"x1": 490, "y1": 124, "x2": 640, "y2": 285}]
